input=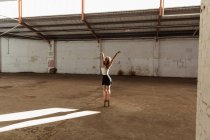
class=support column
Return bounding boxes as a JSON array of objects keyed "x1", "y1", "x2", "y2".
[
  {"x1": 0, "y1": 38, "x2": 1, "y2": 72},
  {"x1": 153, "y1": 38, "x2": 160, "y2": 76},
  {"x1": 196, "y1": 0, "x2": 210, "y2": 140},
  {"x1": 48, "y1": 40, "x2": 56, "y2": 73}
]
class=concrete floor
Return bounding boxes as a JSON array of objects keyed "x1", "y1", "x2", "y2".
[{"x1": 0, "y1": 73, "x2": 196, "y2": 140}]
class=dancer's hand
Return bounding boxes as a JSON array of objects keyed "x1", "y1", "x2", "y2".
[{"x1": 116, "y1": 51, "x2": 121, "y2": 54}]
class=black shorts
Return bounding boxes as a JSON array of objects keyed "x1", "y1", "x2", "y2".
[{"x1": 102, "y1": 75, "x2": 112, "y2": 86}]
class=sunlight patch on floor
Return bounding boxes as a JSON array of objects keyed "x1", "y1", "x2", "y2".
[
  {"x1": 0, "y1": 108, "x2": 100, "y2": 133},
  {"x1": 0, "y1": 108, "x2": 77, "y2": 122}
]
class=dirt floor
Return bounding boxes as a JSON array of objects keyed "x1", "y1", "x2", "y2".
[{"x1": 0, "y1": 73, "x2": 197, "y2": 140}]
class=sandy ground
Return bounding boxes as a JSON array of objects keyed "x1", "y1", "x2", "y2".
[{"x1": 0, "y1": 73, "x2": 197, "y2": 140}]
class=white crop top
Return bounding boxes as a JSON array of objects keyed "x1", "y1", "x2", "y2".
[{"x1": 101, "y1": 67, "x2": 110, "y2": 75}]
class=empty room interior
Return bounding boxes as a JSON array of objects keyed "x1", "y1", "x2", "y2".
[{"x1": 0, "y1": 0, "x2": 210, "y2": 140}]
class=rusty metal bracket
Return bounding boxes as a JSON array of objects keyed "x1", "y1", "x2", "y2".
[
  {"x1": 156, "y1": 0, "x2": 164, "y2": 41},
  {"x1": 159, "y1": 0, "x2": 164, "y2": 16},
  {"x1": 81, "y1": 0, "x2": 99, "y2": 42},
  {"x1": 18, "y1": 0, "x2": 50, "y2": 43}
]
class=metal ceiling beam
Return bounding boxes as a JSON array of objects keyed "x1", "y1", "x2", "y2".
[
  {"x1": 0, "y1": 15, "x2": 19, "y2": 37},
  {"x1": 96, "y1": 30, "x2": 199, "y2": 38},
  {"x1": 18, "y1": 0, "x2": 50, "y2": 43},
  {"x1": 20, "y1": 22, "x2": 49, "y2": 41},
  {"x1": 0, "y1": 24, "x2": 19, "y2": 36},
  {"x1": 7, "y1": 28, "x2": 198, "y2": 40},
  {"x1": 82, "y1": 19, "x2": 99, "y2": 40},
  {"x1": 0, "y1": 16, "x2": 199, "y2": 30},
  {"x1": 193, "y1": 28, "x2": 199, "y2": 36},
  {"x1": 0, "y1": 14, "x2": 20, "y2": 37},
  {"x1": 20, "y1": 22, "x2": 49, "y2": 42},
  {"x1": 156, "y1": 18, "x2": 161, "y2": 40},
  {"x1": 42, "y1": 36, "x2": 199, "y2": 42},
  {"x1": 81, "y1": 0, "x2": 99, "y2": 41},
  {"x1": 0, "y1": 32, "x2": 42, "y2": 40},
  {"x1": 7, "y1": 24, "x2": 199, "y2": 34},
  {"x1": 46, "y1": 30, "x2": 199, "y2": 39}
]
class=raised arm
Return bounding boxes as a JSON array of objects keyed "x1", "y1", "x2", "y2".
[{"x1": 111, "y1": 51, "x2": 121, "y2": 64}]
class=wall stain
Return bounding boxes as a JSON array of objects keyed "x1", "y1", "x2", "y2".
[
  {"x1": 177, "y1": 59, "x2": 186, "y2": 68},
  {"x1": 129, "y1": 70, "x2": 136, "y2": 76},
  {"x1": 31, "y1": 56, "x2": 38, "y2": 63},
  {"x1": 118, "y1": 70, "x2": 124, "y2": 76},
  {"x1": 129, "y1": 66, "x2": 136, "y2": 76}
]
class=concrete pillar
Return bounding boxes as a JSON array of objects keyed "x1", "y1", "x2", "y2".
[
  {"x1": 196, "y1": 0, "x2": 210, "y2": 140},
  {"x1": 0, "y1": 38, "x2": 1, "y2": 72},
  {"x1": 48, "y1": 40, "x2": 56, "y2": 73},
  {"x1": 153, "y1": 39, "x2": 160, "y2": 76}
]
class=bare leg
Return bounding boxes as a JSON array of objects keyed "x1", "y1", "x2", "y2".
[
  {"x1": 108, "y1": 86, "x2": 111, "y2": 100},
  {"x1": 102, "y1": 86, "x2": 106, "y2": 100},
  {"x1": 103, "y1": 86, "x2": 108, "y2": 107},
  {"x1": 102, "y1": 85, "x2": 111, "y2": 107},
  {"x1": 106, "y1": 86, "x2": 111, "y2": 107}
]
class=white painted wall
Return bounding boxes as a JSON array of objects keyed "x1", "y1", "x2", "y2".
[
  {"x1": 0, "y1": 38, "x2": 48, "y2": 73},
  {"x1": 159, "y1": 39, "x2": 198, "y2": 77},
  {"x1": 102, "y1": 40, "x2": 154, "y2": 76},
  {"x1": 0, "y1": 37, "x2": 198, "y2": 78},
  {"x1": 56, "y1": 39, "x2": 198, "y2": 77},
  {"x1": 56, "y1": 41, "x2": 100, "y2": 74}
]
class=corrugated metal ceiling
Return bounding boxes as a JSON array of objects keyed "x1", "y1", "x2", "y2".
[{"x1": 0, "y1": 6, "x2": 200, "y2": 41}]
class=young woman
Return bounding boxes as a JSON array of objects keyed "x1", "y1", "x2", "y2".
[{"x1": 101, "y1": 51, "x2": 120, "y2": 107}]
